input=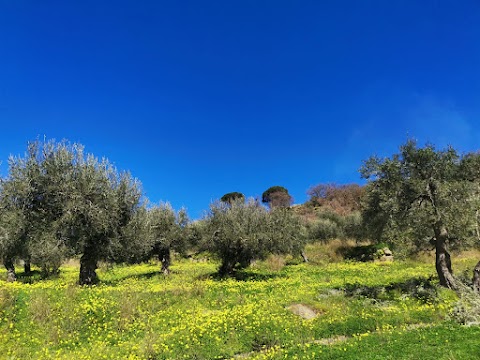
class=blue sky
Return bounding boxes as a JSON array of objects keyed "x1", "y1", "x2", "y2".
[{"x1": 1, "y1": 1, "x2": 479, "y2": 218}]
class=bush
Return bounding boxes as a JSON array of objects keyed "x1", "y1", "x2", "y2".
[
  {"x1": 309, "y1": 218, "x2": 343, "y2": 241},
  {"x1": 343, "y1": 211, "x2": 364, "y2": 239},
  {"x1": 307, "y1": 211, "x2": 345, "y2": 241},
  {"x1": 306, "y1": 209, "x2": 364, "y2": 243},
  {"x1": 449, "y1": 282, "x2": 480, "y2": 325}
]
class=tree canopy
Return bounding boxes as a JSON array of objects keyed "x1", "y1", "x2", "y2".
[
  {"x1": 361, "y1": 140, "x2": 480, "y2": 289},
  {"x1": 203, "y1": 198, "x2": 306, "y2": 275},
  {"x1": 261, "y1": 186, "x2": 293, "y2": 208},
  {"x1": 220, "y1": 192, "x2": 245, "y2": 204},
  {"x1": 146, "y1": 203, "x2": 190, "y2": 274},
  {"x1": 0, "y1": 139, "x2": 145, "y2": 284}
]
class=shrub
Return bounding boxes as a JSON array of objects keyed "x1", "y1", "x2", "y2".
[
  {"x1": 307, "y1": 183, "x2": 365, "y2": 215},
  {"x1": 308, "y1": 218, "x2": 343, "y2": 241}
]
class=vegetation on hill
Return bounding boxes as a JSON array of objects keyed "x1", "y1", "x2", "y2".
[
  {"x1": 2, "y1": 138, "x2": 480, "y2": 359},
  {"x1": 306, "y1": 183, "x2": 364, "y2": 215}
]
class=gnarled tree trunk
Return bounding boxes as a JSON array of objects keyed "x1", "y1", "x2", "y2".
[
  {"x1": 159, "y1": 247, "x2": 171, "y2": 275},
  {"x1": 473, "y1": 261, "x2": 480, "y2": 293},
  {"x1": 24, "y1": 256, "x2": 31, "y2": 275},
  {"x1": 434, "y1": 225, "x2": 456, "y2": 290},
  {"x1": 4, "y1": 258, "x2": 16, "y2": 282},
  {"x1": 219, "y1": 259, "x2": 236, "y2": 277},
  {"x1": 79, "y1": 247, "x2": 99, "y2": 285}
]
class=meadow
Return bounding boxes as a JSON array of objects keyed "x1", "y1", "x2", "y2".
[{"x1": 1, "y1": 245, "x2": 479, "y2": 360}]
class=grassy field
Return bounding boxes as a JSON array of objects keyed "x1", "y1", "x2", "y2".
[{"x1": 1, "y1": 247, "x2": 479, "y2": 359}]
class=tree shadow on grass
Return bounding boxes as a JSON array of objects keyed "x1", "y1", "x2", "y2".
[
  {"x1": 339, "y1": 276, "x2": 438, "y2": 303},
  {"x1": 3, "y1": 268, "x2": 173, "y2": 286},
  {"x1": 16, "y1": 270, "x2": 45, "y2": 283},
  {"x1": 101, "y1": 270, "x2": 176, "y2": 286},
  {"x1": 196, "y1": 269, "x2": 286, "y2": 282},
  {"x1": 13, "y1": 269, "x2": 64, "y2": 284},
  {"x1": 337, "y1": 244, "x2": 378, "y2": 262}
]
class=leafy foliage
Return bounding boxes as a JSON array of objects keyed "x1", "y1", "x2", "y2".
[
  {"x1": 146, "y1": 203, "x2": 190, "y2": 274},
  {"x1": 203, "y1": 199, "x2": 306, "y2": 275},
  {"x1": 0, "y1": 139, "x2": 145, "y2": 284},
  {"x1": 262, "y1": 186, "x2": 293, "y2": 208},
  {"x1": 361, "y1": 140, "x2": 480, "y2": 288},
  {"x1": 307, "y1": 210, "x2": 363, "y2": 242},
  {"x1": 220, "y1": 192, "x2": 245, "y2": 204},
  {"x1": 0, "y1": 140, "x2": 79, "y2": 277}
]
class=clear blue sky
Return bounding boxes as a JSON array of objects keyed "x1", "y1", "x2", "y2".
[{"x1": 1, "y1": 1, "x2": 479, "y2": 218}]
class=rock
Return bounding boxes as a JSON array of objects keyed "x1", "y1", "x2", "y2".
[
  {"x1": 383, "y1": 248, "x2": 393, "y2": 256},
  {"x1": 376, "y1": 247, "x2": 393, "y2": 262},
  {"x1": 286, "y1": 304, "x2": 319, "y2": 320},
  {"x1": 378, "y1": 255, "x2": 394, "y2": 262},
  {"x1": 6, "y1": 269, "x2": 16, "y2": 282}
]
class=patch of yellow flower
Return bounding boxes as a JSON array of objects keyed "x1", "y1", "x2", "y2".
[{"x1": 0, "y1": 258, "x2": 460, "y2": 359}]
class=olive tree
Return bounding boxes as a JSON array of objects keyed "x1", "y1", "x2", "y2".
[
  {"x1": 146, "y1": 203, "x2": 189, "y2": 275},
  {"x1": 0, "y1": 208, "x2": 26, "y2": 281},
  {"x1": 0, "y1": 139, "x2": 145, "y2": 284},
  {"x1": 0, "y1": 140, "x2": 75, "y2": 279},
  {"x1": 61, "y1": 155, "x2": 144, "y2": 285},
  {"x1": 361, "y1": 140, "x2": 480, "y2": 289},
  {"x1": 204, "y1": 198, "x2": 306, "y2": 275}
]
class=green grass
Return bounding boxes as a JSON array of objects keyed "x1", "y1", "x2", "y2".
[
  {"x1": 254, "y1": 324, "x2": 480, "y2": 359},
  {"x1": 0, "y1": 254, "x2": 478, "y2": 359}
]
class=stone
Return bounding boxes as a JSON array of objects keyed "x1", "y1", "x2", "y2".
[
  {"x1": 383, "y1": 248, "x2": 393, "y2": 256},
  {"x1": 286, "y1": 304, "x2": 319, "y2": 320},
  {"x1": 379, "y1": 255, "x2": 394, "y2": 262}
]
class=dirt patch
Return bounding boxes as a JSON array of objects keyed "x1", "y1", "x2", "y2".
[{"x1": 313, "y1": 335, "x2": 348, "y2": 345}]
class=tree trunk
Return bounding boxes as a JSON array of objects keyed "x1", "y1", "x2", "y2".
[
  {"x1": 219, "y1": 259, "x2": 236, "y2": 277},
  {"x1": 79, "y1": 249, "x2": 99, "y2": 285},
  {"x1": 159, "y1": 247, "x2": 171, "y2": 275},
  {"x1": 24, "y1": 257, "x2": 31, "y2": 275},
  {"x1": 434, "y1": 225, "x2": 457, "y2": 290},
  {"x1": 473, "y1": 261, "x2": 480, "y2": 293},
  {"x1": 4, "y1": 258, "x2": 16, "y2": 282}
]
